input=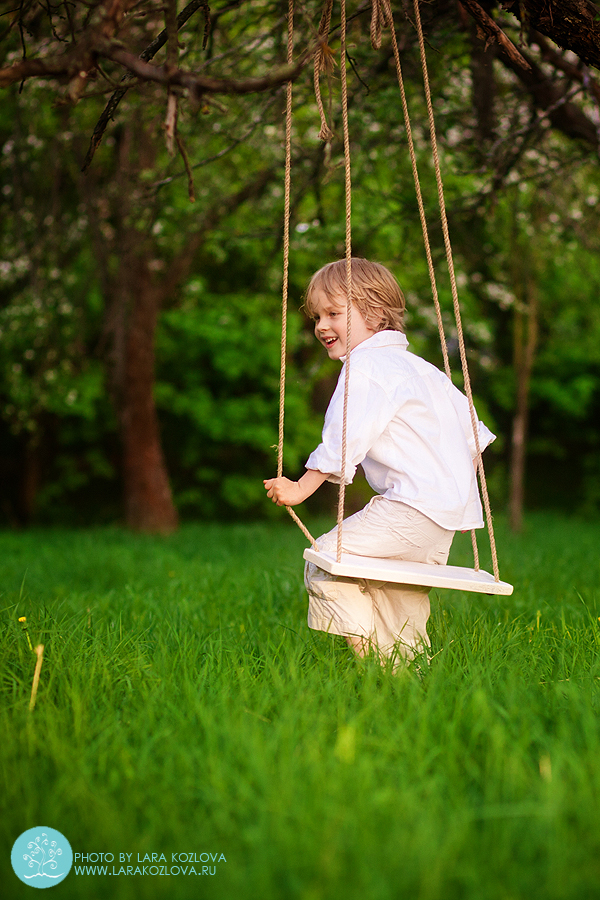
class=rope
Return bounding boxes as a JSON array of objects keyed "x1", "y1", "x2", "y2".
[
  {"x1": 411, "y1": 0, "x2": 499, "y2": 580},
  {"x1": 377, "y1": 0, "x2": 450, "y2": 379},
  {"x1": 336, "y1": 0, "x2": 353, "y2": 564},
  {"x1": 370, "y1": 0, "x2": 383, "y2": 49},
  {"x1": 314, "y1": 0, "x2": 335, "y2": 141},
  {"x1": 377, "y1": 0, "x2": 476, "y2": 567},
  {"x1": 287, "y1": 505, "x2": 319, "y2": 549},
  {"x1": 277, "y1": 0, "x2": 319, "y2": 552},
  {"x1": 275, "y1": 0, "x2": 501, "y2": 578},
  {"x1": 375, "y1": 0, "x2": 497, "y2": 576},
  {"x1": 278, "y1": 0, "x2": 294, "y2": 481}
]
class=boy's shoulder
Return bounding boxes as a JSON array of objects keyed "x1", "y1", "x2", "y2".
[
  {"x1": 351, "y1": 332, "x2": 450, "y2": 392},
  {"x1": 353, "y1": 331, "x2": 437, "y2": 372},
  {"x1": 351, "y1": 330, "x2": 406, "y2": 366}
]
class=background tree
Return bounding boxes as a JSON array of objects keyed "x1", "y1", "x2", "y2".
[
  {"x1": 1, "y1": 0, "x2": 314, "y2": 530},
  {"x1": 2, "y1": 0, "x2": 600, "y2": 530}
]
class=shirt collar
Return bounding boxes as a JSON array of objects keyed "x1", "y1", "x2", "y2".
[{"x1": 341, "y1": 329, "x2": 408, "y2": 361}]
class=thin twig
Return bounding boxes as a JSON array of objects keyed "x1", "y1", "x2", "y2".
[
  {"x1": 346, "y1": 50, "x2": 370, "y2": 93},
  {"x1": 486, "y1": 82, "x2": 585, "y2": 189},
  {"x1": 150, "y1": 94, "x2": 278, "y2": 191},
  {"x1": 164, "y1": 0, "x2": 179, "y2": 156},
  {"x1": 175, "y1": 132, "x2": 196, "y2": 200},
  {"x1": 201, "y1": 0, "x2": 211, "y2": 49}
]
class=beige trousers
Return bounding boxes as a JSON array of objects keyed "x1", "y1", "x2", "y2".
[{"x1": 305, "y1": 497, "x2": 454, "y2": 661}]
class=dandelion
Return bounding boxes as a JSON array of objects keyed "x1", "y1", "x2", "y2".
[{"x1": 19, "y1": 616, "x2": 33, "y2": 652}]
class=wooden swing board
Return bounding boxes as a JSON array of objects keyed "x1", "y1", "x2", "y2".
[{"x1": 303, "y1": 549, "x2": 514, "y2": 595}]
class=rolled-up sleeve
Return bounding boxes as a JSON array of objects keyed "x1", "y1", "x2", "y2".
[
  {"x1": 446, "y1": 379, "x2": 495, "y2": 457},
  {"x1": 306, "y1": 366, "x2": 397, "y2": 484}
]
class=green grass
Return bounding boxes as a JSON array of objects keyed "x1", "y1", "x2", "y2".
[{"x1": 1, "y1": 514, "x2": 600, "y2": 899}]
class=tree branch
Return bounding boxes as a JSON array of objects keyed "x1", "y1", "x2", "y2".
[
  {"x1": 81, "y1": 0, "x2": 211, "y2": 173},
  {"x1": 533, "y1": 30, "x2": 600, "y2": 105},
  {"x1": 497, "y1": 45, "x2": 600, "y2": 148},
  {"x1": 0, "y1": 0, "x2": 137, "y2": 89},
  {"x1": 102, "y1": 46, "x2": 311, "y2": 96},
  {"x1": 459, "y1": 0, "x2": 531, "y2": 71},
  {"x1": 501, "y1": 0, "x2": 600, "y2": 72},
  {"x1": 0, "y1": 54, "x2": 72, "y2": 87}
]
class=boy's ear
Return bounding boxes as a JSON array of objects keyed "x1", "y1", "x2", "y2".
[{"x1": 369, "y1": 307, "x2": 386, "y2": 330}]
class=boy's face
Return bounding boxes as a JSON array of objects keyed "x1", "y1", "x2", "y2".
[{"x1": 311, "y1": 289, "x2": 376, "y2": 360}]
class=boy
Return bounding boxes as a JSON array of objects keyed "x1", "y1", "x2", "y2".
[{"x1": 264, "y1": 259, "x2": 494, "y2": 665}]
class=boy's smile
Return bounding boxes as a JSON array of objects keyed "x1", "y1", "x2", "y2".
[{"x1": 312, "y1": 289, "x2": 376, "y2": 360}]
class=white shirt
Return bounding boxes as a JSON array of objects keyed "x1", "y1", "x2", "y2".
[{"x1": 306, "y1": 330, "x2": 495, "y2": 530}]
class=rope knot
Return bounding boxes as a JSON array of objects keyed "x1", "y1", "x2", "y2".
[
  {"x1": 314, "y1": 0, "x2": 335, "y2": 143},
  {"x1": 318, "y1": 123, "x2": 335, "y2": 141},
  {"x1": 370, "y1": 0, "x2": 384, "y2": 49}
]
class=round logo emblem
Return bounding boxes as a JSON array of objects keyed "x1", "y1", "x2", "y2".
[{"x1": 11, "y1": 827, "x2": 73, "y2": 888}]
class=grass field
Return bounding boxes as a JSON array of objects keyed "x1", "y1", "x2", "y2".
[{"x1": 1, "y1": 513, "x2": 600, "y2": 899}]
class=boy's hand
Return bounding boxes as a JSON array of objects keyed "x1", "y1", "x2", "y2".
[
  {"x1": 264, "y1": 469, "x2": 329, "y2": 507},
  {"x1": 263, "y1": 477, "x2": 304, "y2": 507}
]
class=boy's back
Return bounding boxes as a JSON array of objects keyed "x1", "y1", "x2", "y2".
[{"x1": 307, "y1": 330, "x2": 494, "y2": 531}]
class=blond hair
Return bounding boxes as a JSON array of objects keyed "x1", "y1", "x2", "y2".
[{"x1": 303, "y1": 258, "x2": 405, "y2": 332}]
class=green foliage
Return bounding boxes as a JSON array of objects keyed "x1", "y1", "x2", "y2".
[
  {"x1": 0, "y1": 91, "x2": 104, "y2": 435},
  {"x1": 1, "y1": 516, "x2": 600, "y2": 898},
  {"x1": 155, "y1": 288, "x2": 322, "y2": 517},
  {"x1": 0, "y1": 282, "x2": 105, "y2": 431},
  {"x1": 1, "y1": 3, "x2": 600, "y2": 522}
]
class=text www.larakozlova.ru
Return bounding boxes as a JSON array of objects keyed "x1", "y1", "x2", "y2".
[{"x1": 73, "y1": 852, "x2": 227, "y2": 876}]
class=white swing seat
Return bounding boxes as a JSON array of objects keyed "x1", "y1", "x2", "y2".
[{"x1": 303, "y1": 549, "x2": 513, "y2": 595}]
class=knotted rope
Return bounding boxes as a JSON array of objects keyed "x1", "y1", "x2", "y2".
[{"x1": 314, "y1": 0, "x2": 335, "y2": 141}]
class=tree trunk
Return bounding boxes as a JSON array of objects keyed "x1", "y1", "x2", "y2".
[
  {"x1": 509, "y1": 273, "x2": 538, "y2": 533},
  {"x1": 20, "y1": 434, "x2": 42, "y2": 525},
  {"x1": 120, "y1": 260, "x2": 178, "y2": 533}
]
